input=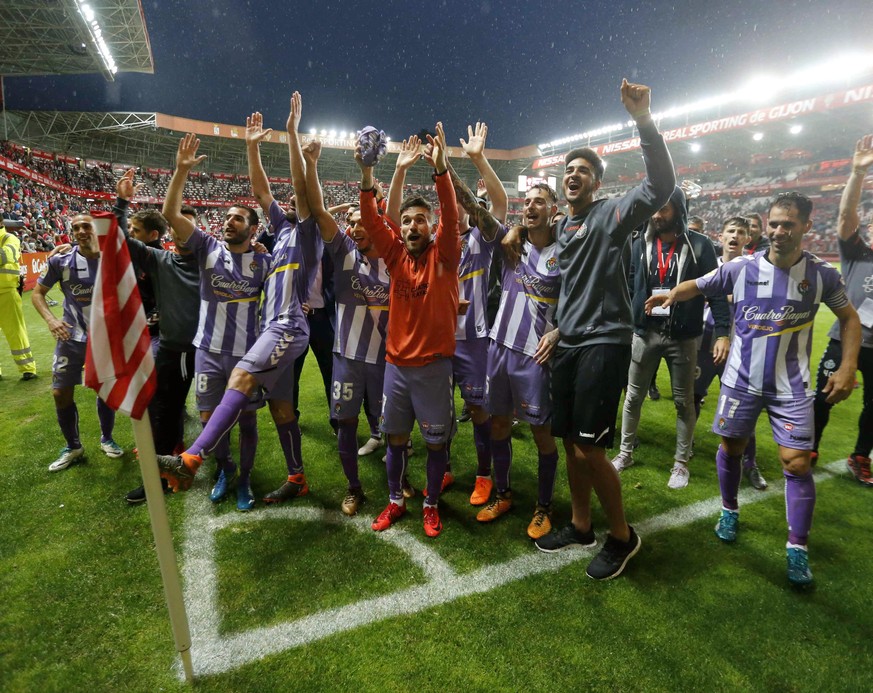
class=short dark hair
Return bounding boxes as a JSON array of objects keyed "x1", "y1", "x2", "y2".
[
  {"x1": 745, "y1": 212, "x2": 763, "y2": 227},
  {"x1": 130, "y1": 209, "x2": 168, "y2": 236},
  {"x1": 564, "y1": 147, "x2": 605, "y2": 181},
  {"x1": 180, "y1": 204, "x2": 198, "y2": 217},
  {"x1": 399, "y1": 196, "x2": 433, "y2": 217},
  {"x1": 527, "y1": 183, "x2": 558, "y2": 205},
  {"x1": 721, "y1": 216, "x2": 750, "y2": 232},
  {"x1": 230, "y1": 204, "x2": 259, "y2": 227},
  {"x1": 688, "y1": 215, "x2": 705, "y2": 230},
  {"x1": 769, "y1": 192, "x2": 813, "y2": 222}
]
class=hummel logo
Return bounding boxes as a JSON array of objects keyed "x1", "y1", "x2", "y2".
[
  {"x1": 746, "y1": 280, "x2": 769, "y2": 285},
  {"x1": 269, "y1": 332, "x2": 296, "y2": 366}
]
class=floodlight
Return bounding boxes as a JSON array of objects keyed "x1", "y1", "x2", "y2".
[
  {"x1": 736, "y1": 75, "x2": 780, "y2": 102},
  {"x1": 690, "y1": 142, "x2": 701, "y2": 153},
  {"x1": 320, "y1": 130, "x2": 327, "y2": 136},
  {"x1": 329, "y1": 130, "x2": 337, "y2": 138},
  {"x1": 340, "y1": 131, "x2": 347, "y2": 139},
  {"x1": 309, "y1": 128, "x2": 316, "y2": 135},
  {"x1": 80, "y1": 3, "x2": 95, "y2": 22},
  {"x1": 752, "y1": 132, "x2": 764, "y2": 141},
  {"x1": 789, "y1": 124, "x2": 803, "y2": 135}
]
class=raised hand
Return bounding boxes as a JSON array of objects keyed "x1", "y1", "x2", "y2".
[
  {"x1": 246, "y1": 112, "x2": 273, "y2": 146},
  {"x1": 426, "y1": 122, "x2": 448, "y2": 173},
  {"x1": 176, "y1": 133, "x2": 207, "y2": 171},
  {"x1": 116, "y1": 168, "x2": 137, "y2": 200},
  {"x1": 286, "y1": 91, "x2": 302, "y2": 134},
  {"x1": 460, "y1": 121, "x2": 488, "y2": 160},
  {"x1": 395, "y1": 135, "x2": 422, "y2": 171},
  {"x1": 620, "y1": 79, "x2": 651, "y2": 119},
  {"x1": 852, "y1": 134, "x2": 873, "y2": 171},
  {"x1": 303, "y1": 140, "x2": 322, "y2": 164}
]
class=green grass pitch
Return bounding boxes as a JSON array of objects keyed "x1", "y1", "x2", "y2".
[{"x1": 0, "y1": 289, "x2": 870, "y2": 692}]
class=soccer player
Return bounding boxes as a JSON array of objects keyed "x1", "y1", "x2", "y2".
[
  {"x1": 647, "y1": 191, "x2": 861, "y2": 585},
  {"x1": 159, "y1": 96, "x2": 322, "y2": 511},
  {"x1": 32, "y1": 213, "x2": 124, "y2": 470},
  {"x1": 157, "y1": 133, "x2": 269, "y2": 508},
  {"x1": 0, "y1": 223, "x2": 37, "y2": 380},
  {"x1": 388, "y1": 123, "x2": 507, "y2": 504},
  {"x1": 358, "y1": 122, "x2": 460, "y2": 538},
  {"x1": 301, "y1": 140, "x2": 390, "y2": 515},
  {"x1": 532, "y1": 80, "x2": 676, "y2": 581},
  {"x1": 612, "y1": 186, "x2": 729, "y2": 489},
  {"x1": 692, "y1": 216, "x2": 767, "y2": 490},
  {"x1": 812, "y1": 134, "x2": 873, "y2": 484},
  {"x1": 478, "y1": 182, "x2": 562, "y2": 540}
]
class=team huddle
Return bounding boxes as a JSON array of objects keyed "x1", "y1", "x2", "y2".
[{"x1": 29, "y1": 82, "x2": 872, "y2": 585}]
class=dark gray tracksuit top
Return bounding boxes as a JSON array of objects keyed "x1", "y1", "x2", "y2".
[
  {"x1": 556, "y1": 120, "x2": 676, "y2": 348},
  {"x1": 113, "y1": 198, "x2": 201, "y2": 352}
]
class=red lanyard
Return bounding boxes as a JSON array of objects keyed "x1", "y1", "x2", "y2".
[{"x1": 656, "y1": 237, "x2": 678, "y2": 285}]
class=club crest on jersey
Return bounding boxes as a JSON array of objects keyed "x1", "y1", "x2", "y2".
[
  {"x1": 460, "y1": 240, "x2": 468, "y2": 255},
  {"x1": 824, "y1": 359, "x2": 836, "y2": 370},
  {"x1": 250, "y1": 261, "x2": 259, "y2": 272},
  {"x1": 546, "y1": 256, "x2": 558, "y2": 271},
  {"x1": 717, "y1": 417, "x2": 726, "y2": 429},
  {"x1": 334, "y1": 403, "x2": 341, "y2": 414},
  {"x1": 797, "y1": 279, "x2": 810, "y2": 295},
  {"x1": 574, "y1": 223, "x2": 588, "y2": 240},
  {"x1": 784, "y1": 422, "x2": 795, "y2": 431}
]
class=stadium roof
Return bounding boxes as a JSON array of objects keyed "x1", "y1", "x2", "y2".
[{"x1": 0, "y1": 0, "x2": 153, "y2": 80}]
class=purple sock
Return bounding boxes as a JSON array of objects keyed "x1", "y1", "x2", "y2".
[
  {"x1": 366, "y1": 410, "x2": 380, "y2": 439},
  {"x1": 743, "y1": 433, "x2": 757, "y2": 470},
  {"x1": 56, "y1": 403, "x2": 81, "y2": 449},
  {"x1": 492, "y1": 436, "x2": 512, "y2": 494},
  {"x1": 276, "y1": 420, "x2": 304, "y2": 475},
  {"x1": 716, "y1": 446, "x2": 742, "y2": 510},
  {"x1": 188, "y1": 389, "x2": 249, "y2": 457},
  {"x1": 785, "y1": 471, "x2": 815, "y2": 546},
  {"x1": 238, "y1": 413, "x2": 258, "y2": 483},
  {"x1": 473, "y1": 418, "x2": 492, "y2": 477},
  {"x1": 96, "y1": 398, "x2": 116, "y2": 442},
  {"x1": 386, "y1": 443, "x2": 407, "y2": 501},
  {"x1": 537, "y1": 449, "x2": 559, "y2": 507},
  {"x1": 425, "y1": 446, "x2": 448, "y2": 505},
  {"x1": 337, "y1": 420, "x2": 360, "y2": 488}
]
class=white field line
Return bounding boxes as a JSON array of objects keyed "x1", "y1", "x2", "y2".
[{"x1": 179, "y1": 461, "x2": 843, "y2": 679}]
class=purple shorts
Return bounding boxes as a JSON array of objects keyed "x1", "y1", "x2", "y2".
[
  {"x1": 711, "y1": 383, "x2": 814, "y2": 450},
  {"x1": 453, "y1": 337, "x2": 489, "y2": 405},
  {"x1": 235, "y1": 321, "x2": 309, "y2": 401},
  {"x1": 194, "y1": 349, "x2": 263, "y2": 412},
  {"x1": 381, "y1": 358, "x2": 454, "y2": 444},
  {"x1": 52, "y1": 339, "x2": 87, "y2": 389},
  {"x1": 331, "y1": 354, "x2": 386, "y2": 420},
  {"x1": 486, "y1": 341, "x2": 551, "y2": 425}
]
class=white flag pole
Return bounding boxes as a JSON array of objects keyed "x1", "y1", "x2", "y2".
[{"x1": 131, "y1": 414, "x2": 194, "y2": 683}]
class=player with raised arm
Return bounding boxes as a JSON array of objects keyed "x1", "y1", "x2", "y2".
[
  {"x1": 647, "y1": 191, "x2": 861, "y2": 585},
  {"x1": 812, "y1": 134, "x2": 873, "y2": 484},
  {"x1": 156, "y1": 133, "x2": 268, "y2": 507},
  {"x1": 358, "y1": 122, "x2": 460, "y2": 538},
  {"x1": 32, "y1": 212, "x2": 124, "y2": 471},
  {"x1": 158, "y1": 96, "x2": 322, "y2": 510},
  {"x1": 531, "y1": 80, "x2": 676, "y2": 581},
  {"x1": 301, "y1": 139, "x2": 391, "y2": 515}
]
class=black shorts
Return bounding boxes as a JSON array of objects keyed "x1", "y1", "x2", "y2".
[{"x1": 551, "y1": 343, "x2": 631, "y2": 448}]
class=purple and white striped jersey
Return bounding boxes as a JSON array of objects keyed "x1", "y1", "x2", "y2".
[
  {"x1": 187, "y1": 228, "x2": 270, "y2": 357},
  {"x1": 38, "y1": 248, "x2": 98, "y2": 343},
  {"x1": 490, "y1": 238, "x2": 561, "y2": 358},
  {"x1": 696, "y1": 251, "x2": 849, "y2": 398},
  {"x1": 327, "y1": 231, "x2": 390, "y2": 364},
  {"x1": 455, "y1": 226, "x2": 498, "y2": 341},
  {"x1": 260, "y1": 202, "x2": 322, "y2": 332}
]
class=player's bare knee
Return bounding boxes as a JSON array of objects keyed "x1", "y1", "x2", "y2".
[{"x1": 228, "y1": 367, "x2": 257, "y2": 396}]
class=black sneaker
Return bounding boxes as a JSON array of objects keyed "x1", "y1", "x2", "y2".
[
  {"x1": 586, "y1": 526, "x2": 641, "y2": 580},
  {"x1": 457, "y1": 404, "x2": 472, "y2": 423},
  {"x1": 125, "y1": 478, "x2": 170, "y2": 505},
  {"x1": 648, "y1": 385, "x2": 661, "y2": 401},
  {"x1": 534, "y1": 522, "x2": 596, "y2": 553}
]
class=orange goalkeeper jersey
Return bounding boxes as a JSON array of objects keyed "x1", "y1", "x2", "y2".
[{"x1": 360, "y1": 171, "x2": 459, "y2": 367}]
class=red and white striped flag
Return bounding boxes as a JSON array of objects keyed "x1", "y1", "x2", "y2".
[{"x1": 84, "y1": 212, "x2": 156, "y2": 419}]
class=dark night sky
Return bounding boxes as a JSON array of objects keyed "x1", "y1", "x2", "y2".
[{"x1": 5, "y1": 0, "x2": 873, "y2": 148}]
